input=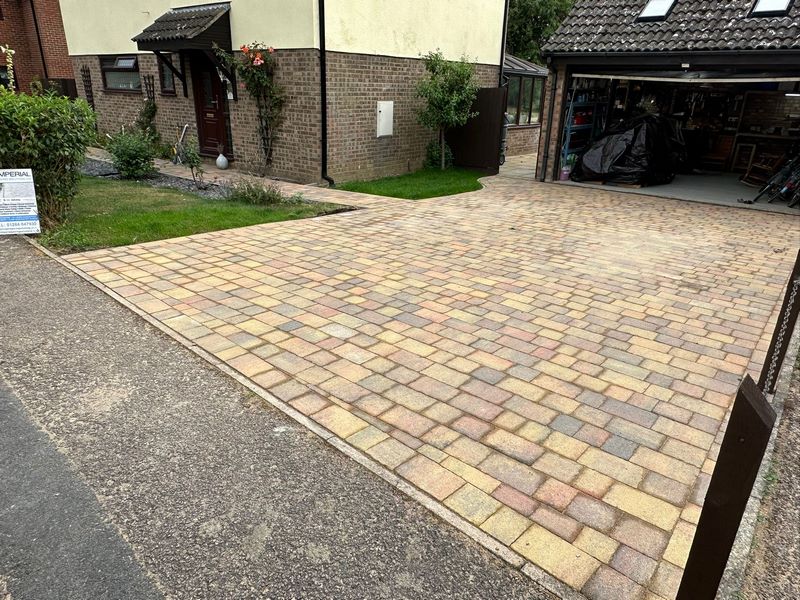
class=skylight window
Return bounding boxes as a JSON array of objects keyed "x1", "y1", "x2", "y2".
[
  {"x1": 751, "y1": 0, "x2": 793, "y2": 15},
  {"x1": 638, "y1": 0, "x2": 676, "y2": 21}
]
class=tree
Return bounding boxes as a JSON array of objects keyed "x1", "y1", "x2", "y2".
[
  {"x1": 506, "y1": 0, "x2": 573, "y2": 64},
  {"x1": 417, "y1": 51, "x2": 479, "y2": 170}
]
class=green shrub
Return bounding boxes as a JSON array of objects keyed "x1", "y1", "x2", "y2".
[
  {"x1": 226, "y1": 179, "x2": 301, "y2": 205},
  {"x1": 181, "y1": 139, "x2": 205, "y2": 187},
  {"x1": 424, "y1": 139, "x2": 454, "y2": 169},
  {"x1": 154, "y1": 142, "x2": 174, "y2": 160},
  {"x1": 0, "y1": 87, "x2": 96, "y2": 228},
  {"x1": 135, "y1": 99, "x2": 159, "y2": 144},
  {"x1": 107, "y1": 130, "x2": 155, "y2": 179}
]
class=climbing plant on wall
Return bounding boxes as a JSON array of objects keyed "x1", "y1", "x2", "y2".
[{"x1": 215, "y1": 42, "x2": 285, "y2": 172}]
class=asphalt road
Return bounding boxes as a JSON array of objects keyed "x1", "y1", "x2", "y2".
[{"x1": 0, "y1": 236, "x2": 552, "y2": 600}]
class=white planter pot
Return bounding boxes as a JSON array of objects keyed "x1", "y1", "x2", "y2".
[{"x1": 215, "y1": 153, "x2": 229, "y2": 170}]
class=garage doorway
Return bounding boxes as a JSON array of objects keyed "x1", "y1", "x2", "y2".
[{"x1": 557, "y1": 72, "x2": 800, "y2": 212}]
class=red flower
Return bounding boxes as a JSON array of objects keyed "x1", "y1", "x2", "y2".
[
  {"x1": 240, "y1": 44, "x2": 249, "y2": 54},
  {"x1": 267, "y1": 46, "x2": 275, "y2": 54}
]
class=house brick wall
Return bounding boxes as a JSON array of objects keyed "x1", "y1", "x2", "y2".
[
  {"x1": 325, "y1": 52, "x2": 499, "y2": 182},
  {"x1": 537, "y1": 64, "x2": 568, "y2": 181},
  {"x1": 740, "y1": 91, "x2": 800, "y2": 134},
  {"x1": 230, "y1": 49, "x2": 321, "y2": 183},
  {"x1": 0, "y1": 0, "x2": 72, "y2": 91},
  {"x1": 74, "y1": 48, "x2": 500, "y2": 184},
  {"x1": 74, "y1": 49, "x2": 320, "y2": 183},
  {"x1": 506, "y1": 125, "x2": 540, "y2": 157}
]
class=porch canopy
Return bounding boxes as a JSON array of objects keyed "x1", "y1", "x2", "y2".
[
  {"x1": 132, "y1": 2, "x2": 235, "y2": 99},
  {"x1": 132, "y1": 2, "x2": 231, "y2": 52}
]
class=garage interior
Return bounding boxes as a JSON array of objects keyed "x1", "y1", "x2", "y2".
[{"x1": 558, "y1": 72, "x2": 800, "y2": 213}]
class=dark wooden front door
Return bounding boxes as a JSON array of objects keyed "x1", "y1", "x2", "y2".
[{"x1": 191, "y1": 53, "x2": 229, "y2": 156}]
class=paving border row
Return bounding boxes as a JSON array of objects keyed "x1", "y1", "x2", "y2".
[{"x1": 24, "y1": 235, "x2": 586, "y2": 600}]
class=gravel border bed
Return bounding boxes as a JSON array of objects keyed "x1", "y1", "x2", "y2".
[{"x1": 81, "y1": 158, "x2": 230, "y2": 200}]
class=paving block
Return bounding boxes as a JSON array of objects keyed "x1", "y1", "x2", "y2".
[
  {"x1": 611, "y1": 545, "x2": 658, "y2": 586},
  {"x1": 311, "y1": 405, "x2": 368, "y2": 438},
  {"x1": 480, "y1": 506, "x2": 531, "y2": 545},
  {"x1": 396, "y1": 455, "x2": 465, "y2": 500},
  {"x1": 534, "y1": 478, "x2": 579, "y2": 511},
  {"x1": 578, "y1": 448, "x2": 645, "y2": 488},
  {"x1": 367, "y1": 438, "x2": 417, "y2": 469},
  {"x1": 582, "y1": 566, "x2": 645, "y2": 600},
  {"x1": 543, "y1": 430, "x2": 590, "y2": 460},
  {"x1": 574, "y1": 527, "x2": 619, "y2": 563},
  {"x1": 512, "y1": 524, "x2": 600, "y2": 590},
  {"x1": 444, "y1": 483, "x2": 501, "y2": 525},
  {"x1": 604, "y1": 484, "x2": 681, "y2": 531},
  {"x1": 441, "y1": 456, "x2": 501, "y2": 494},
  {"x1": 662, "y1": 520, "x2": 696, "y2": 568},
  {"x1": 483, "y1": 429, "x2": 544, "y2": 464}
]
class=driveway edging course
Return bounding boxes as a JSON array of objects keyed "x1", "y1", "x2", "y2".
[{"x1": 24, "y1": 235, "x2": 586, "y2": 600}]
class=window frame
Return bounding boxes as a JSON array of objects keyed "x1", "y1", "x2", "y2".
[
  {"x1": 506, "y1": 75, "x2": 545, "y2": 127},
  {"x1": 749, "y1": 0, "x2": 794, "y2": 16},
  {"x1": 158, "y1": 54, "x2": 177, "y2": 96},
  {"x1": 637, "y1": 0, "x2": 677, "y2": 22},
  {"x1": 99, "y1": 55, "x2": 141, "y2": 93}
]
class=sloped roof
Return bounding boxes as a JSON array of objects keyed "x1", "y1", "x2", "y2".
[
  {"x1": 543, "y1": 0, "x2": 800, "y2": 55},
  {"x1": 504, "y1": 54, "x2": 548, "y2": 76},
  {"x1": 133, "y1": 3, "x2": 230, "y2": 44}
]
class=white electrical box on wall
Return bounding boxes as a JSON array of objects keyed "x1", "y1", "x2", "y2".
[{"x1": 377, "y1": 101, "x2": 394, "y2": 137}]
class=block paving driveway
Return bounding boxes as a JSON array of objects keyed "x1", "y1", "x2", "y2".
[{"x1": 67, "y1": 177, "x2": 799, "y2": 599}]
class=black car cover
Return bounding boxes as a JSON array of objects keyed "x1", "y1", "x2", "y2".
[{"x1": 570, "y1": 113, "x2": 682, "y2": 186}]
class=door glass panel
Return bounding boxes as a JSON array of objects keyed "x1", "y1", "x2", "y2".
[{"x1": 201, "y1": 71, "x2": 214, "y2": 109}]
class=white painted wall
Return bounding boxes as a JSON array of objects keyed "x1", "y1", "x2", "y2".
[
  {"x1": 59, "y1": 0, "x2": 504, "y2": 65},
  {"x1": 324, "y1": 0, "x2": 505, "y2": 65},
  {"x1": 59, "y1": 0, "x2": 316, "y2": 55}
]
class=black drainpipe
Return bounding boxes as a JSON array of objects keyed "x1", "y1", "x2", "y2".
[
  {"x1": 498, "y1": 0, "x2": 510, "y2": 86},
  {"x1": 538, "y1": 60, "x2": 558, "y2": 182},
  {"x1": 29, "y1": 0, "x2": 49, "y2": 80},
  {"x1": 318, "y1": 0, "x2": 334, "y2": 187}
]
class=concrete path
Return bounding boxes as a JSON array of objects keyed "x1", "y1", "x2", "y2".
[
  {"x1": 0, "y1": 236, "x2": 551, "y2": 600},
  {"x1": 63, "y1": 173, "x2": 799, "y2": 599}
]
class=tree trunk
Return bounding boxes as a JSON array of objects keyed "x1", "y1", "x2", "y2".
[{"x1": 439, "y1": 128, "x2": 446, "y2": 171}]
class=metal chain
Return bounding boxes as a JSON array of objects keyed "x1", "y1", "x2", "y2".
[{"x1": 763, "y1": 276, "x2": 800, "y2": 391}]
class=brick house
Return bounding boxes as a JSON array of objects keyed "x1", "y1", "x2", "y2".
[
  {"x1": 58, "y1": 0, "x2": 511, "y2": 184},
  {"x1": 0, "y1": 0, "x2": 74, "y2": 93},
  {"x1": 537, "y1": 0, "x2": 800, "y2": 198}
]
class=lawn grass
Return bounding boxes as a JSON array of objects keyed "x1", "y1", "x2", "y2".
[
  {"x1": 337, "y1": 167, "x2": 485, "y2": 200},
  {"x1": 40, "y1": 176, "x2": 344, "y2": 254}
]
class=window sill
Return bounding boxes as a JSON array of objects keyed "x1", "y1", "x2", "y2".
[
  {"x1": 102, "y1": 88, "x2": 142, "y2": 95},
  {"x1": 508, "y1": 123, "x2": 542, "y2": 130}
]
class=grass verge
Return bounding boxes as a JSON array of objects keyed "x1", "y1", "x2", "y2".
[
  {"x1": 338, "y1": 168, "x2": 485, "y2": 200},
  {"x1": 40, "y1": 176, "x2": 345, "y2": 254}
]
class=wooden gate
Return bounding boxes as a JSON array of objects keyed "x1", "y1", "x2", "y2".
[{"x1": 446, "y1": 86, "x2": 508, "y2": 174}]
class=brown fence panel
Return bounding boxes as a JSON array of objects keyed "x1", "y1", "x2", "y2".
[{"x1": 446, "y1": 86, "x2": 508, "y2": 174}]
